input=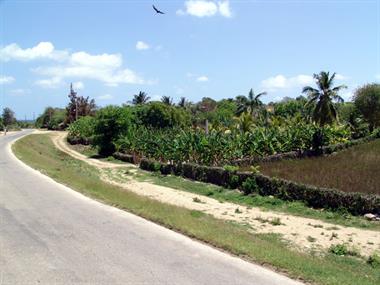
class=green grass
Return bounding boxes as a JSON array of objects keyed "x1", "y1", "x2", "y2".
[
  {"x1": 256, "y1": 140, "x2": 380, "y2": 195},
  {"x1": 12, "y1": 133, "x2": 380, "y2": 285}
]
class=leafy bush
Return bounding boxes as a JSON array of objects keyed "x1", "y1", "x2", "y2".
[
  {"x1": 136, "y1": 102, "x2": 191, "y2": 129},
  {"x1": 92, "y1": 106, "x2": 133, "y2": 156},
  {"x1": 367, "y1": 253, "x2": 380, "y2": 268},
  {"x1": 329, "y1": 244, "x2": 359, "y2": 257},
  {"x1": 329, "y1": 244, "x2": 349, "y2": 255},
  {"x1": 242, "y1": 177, "x2": 259, "y2": 195},
  {"x1": 67, "y1": 116, "x2": 96, "y2": 144}
]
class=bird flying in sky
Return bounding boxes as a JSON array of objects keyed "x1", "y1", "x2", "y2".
[{"x1": 152, "y1": 5, "x2": 165, "y2": 14}]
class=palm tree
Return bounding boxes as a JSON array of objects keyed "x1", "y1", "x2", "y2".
[
  {"x1": 178, "y1": 97, "x2": 187, "y2": 108},
  {"x1": 302, "y1": 71, "x2": 346, "y2": 126},
  {"x1": 132, "y1": 91, "x2": 150, "y2": 105},
  {"x1": 161, "y1": 96, "x2": 173, "y2": 105},
  {"x1": 236, "y1": 88, "x2": 267, "y2": 117}
]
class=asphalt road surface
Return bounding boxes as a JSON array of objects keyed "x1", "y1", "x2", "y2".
[{"x1": 0, "y1": 130, "x2": 302, "y2": 285}]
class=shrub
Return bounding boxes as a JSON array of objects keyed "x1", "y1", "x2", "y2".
[
  {"x1": 329, "y1": 244, "x2": 348, "y2": 256},
  {"x1": 329, "y1": 244, "x2": 359, "y2": 257},
  {"x1": 241, "y1": 177, "x2": 259, "y2": 195},
  {"x1": 228, "y1": 175, "x2": 240, "y2": 189},
  {"x1": 67, "y1": 116, "x2": 96, "y2": 145},
  {"x1": 136, "y1": 102, "x2": 191, "y2": 129},
  {"x1": 92, "y1": 106, "x2": 133, "y2": 156},
  {"x1": 367, "y1": 253, "x2": 380, "y2": 268}
]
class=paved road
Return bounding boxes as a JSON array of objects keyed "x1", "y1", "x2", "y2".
[{"x1": 0, "y1": 131, "x2": 302, "y2": 285}]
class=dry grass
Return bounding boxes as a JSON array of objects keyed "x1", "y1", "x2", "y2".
[{"x1": 258, "y1": 140, "x2": 380, "y2": 195}]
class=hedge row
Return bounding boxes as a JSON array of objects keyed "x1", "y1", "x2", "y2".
[
  {"x1": 139, "y1": 158, "x2": 380, "y2": 215},
  {"x1": 113, "y1": 152, "x2": 136, "y2": 164},
  {"x1": 231, "y1": 135, "x2": 379, "y2": 166},
  {"x1": 66, "y1": 136, "x2": 92, "y2": 145}
]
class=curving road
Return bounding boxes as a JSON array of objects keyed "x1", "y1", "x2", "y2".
[{"x1": 0, "y1": 131, "x2": 302, "y2": 285}]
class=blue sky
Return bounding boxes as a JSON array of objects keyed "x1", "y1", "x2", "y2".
[{"x1": 1, "y1": 0, "x2": 379, "y2": 119}]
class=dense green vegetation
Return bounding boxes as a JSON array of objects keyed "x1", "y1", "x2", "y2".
[
  {"x1": 67, "y1": 72, "x2": 380, "y2": 167},
  {"x1": 13, "y1": 134, "x2": 380, "y2": 285},
  {"x1": 257, "y1": 139, "x2": 380, "y2": 195}
]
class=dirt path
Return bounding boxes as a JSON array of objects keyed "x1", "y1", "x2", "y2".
[{"x1": 52, "y1": 132, "x2": 380, "y2": 257}]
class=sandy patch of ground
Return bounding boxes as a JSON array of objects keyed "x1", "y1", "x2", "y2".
[{"x1": 51, "y1": 132, "x2": 380, "y2": 257}]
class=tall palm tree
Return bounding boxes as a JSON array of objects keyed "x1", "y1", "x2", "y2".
[
  {"x1": 161, "y1": 96, "x2": 173, "y2": 105},
  {"x1": 302, "y1": 71, "x2": 346, "y2": 126},
  {"x1": 178, "y1": 97, "x2": 187, "y2": 108},
  {"x1": 236, "y1": 88, "x2": 267, "y2": 117},
  {"x1": 132, "y1": 91, "x2": 150, "y2": 105}
]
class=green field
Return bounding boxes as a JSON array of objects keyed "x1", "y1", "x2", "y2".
[{"x1": 257, "y1": 140, "x2": 380, "y2": 195}]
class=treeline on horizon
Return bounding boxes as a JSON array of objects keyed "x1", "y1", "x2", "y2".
[{"x1": 2, "y1": 71, "x2": 380, "y2": 165}]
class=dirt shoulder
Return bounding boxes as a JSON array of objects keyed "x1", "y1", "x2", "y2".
[{"x1": 52, "y1": 132, "x2": 380, "y2": 257}]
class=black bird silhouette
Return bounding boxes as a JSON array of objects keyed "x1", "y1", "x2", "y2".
[{"x1": 152, "y1": 5, "x2": 165, "y2": 14}]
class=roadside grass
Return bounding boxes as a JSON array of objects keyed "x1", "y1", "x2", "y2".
[
  {"x1": 255, "y1": 139, "x2": 380, "y2": 195},
  {"x1": 68, "y1": 143, "x2": 124, "y2": 164},
  {"x1": 68, "y1": 143, "x2": 379, "y2": 231},
  {"x1": 12, "y1": 134, "x2": 380, "y2": 285}
]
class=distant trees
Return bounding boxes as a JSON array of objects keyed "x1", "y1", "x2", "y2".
[
  {"x1": 302, "y1": 71, "x2": 347, "y2": 126},
  {"x1": 236, "y1": 89, "x2": 267, "y2": 117},
  {"x1": 136, "y1": 102, "x2": 191, "y2": 129},
  {"x1": 178, "y1": 97, "x2": 188, "y2": 108},
  {"x1": 36, "y1": 107, "x2": 66, "y2": 130},
  {"x1": 353, "y1": 83, "x2": 380, "y2": 132},
  {"x1": 66, "y1": 83, "x2": 96, "y2": 123},
  {"x1": 161, "y1": 96, "x2": 173, "y2": 106},
  {"x1": 273, "y1": 96, "x2": 311, "y2": 119},
  {"x1": 2, "y1": 107, "x2": 16, "y2": 127},
  {"x1": 132, "y1": 91, "x2": 150, "y2": 105}
]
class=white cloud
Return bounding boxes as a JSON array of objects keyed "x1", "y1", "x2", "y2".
[
  {"x1": 73, "y1": 81, "x2": 84, "y2": 90},
  {"x1": 375, "y1": 74, "x2": 380, "y2": 80},
  {"x1": 70, "y1": 51, "x2": 122, "y2": 68},
  {"x1": 197, "y1": 75, "x2": 209, "y2": 82},
  {"x1": 97, "y1": 94, "x2": 113, "y2": 100},
  {"x1": 261, "y1": 74, "x2": 314, "y2": 91},
  {"x1": 218, "y1": 1, "x2": 232, "y2": 18},
  {"x1": 0, "y1": 42, "x2": 68, "y2": 61},
  {"x1": 33, "y1": 49, "x2": 147, "y2": 87},
  {"x1": 35, "y1": 76, "x2": 63, "y2": 89},
  {"x1": 0, "y1": 41, "x2": 149, "y2": 87},
  {"x1": 177, "y1": 1, "x2": 232, "y2": 18},
  {"x1": 0, "y1": 75, "x2": 15, "y2": 84},
  {"x1": 136, "y1": 41, "x2": 150, "y2": 51}
]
